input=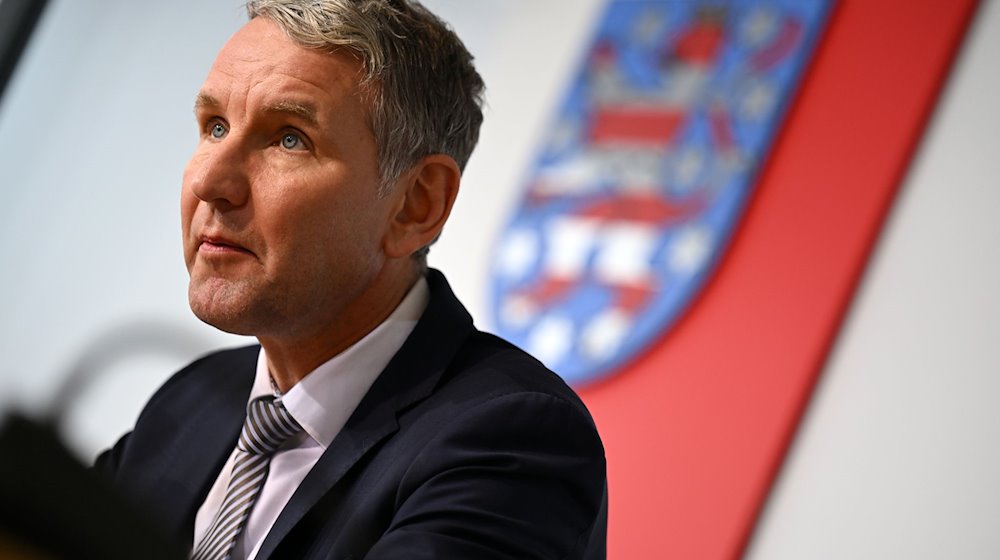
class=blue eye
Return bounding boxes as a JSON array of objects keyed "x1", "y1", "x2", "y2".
[
  {"x1": 281, "y1": 133, "x2": 303, "y2": 150},
  {"x1": 210, "y1": 122, "x2": 227, "y2": 139}
]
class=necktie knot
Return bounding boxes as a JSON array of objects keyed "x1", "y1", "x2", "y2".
[{"x1": 237, "y1": 396, "x2": 302, "y2": 456}]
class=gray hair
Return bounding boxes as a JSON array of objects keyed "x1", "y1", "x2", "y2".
[{"x1": 245, "y1": 0, "x2": 485, "y2": 196}]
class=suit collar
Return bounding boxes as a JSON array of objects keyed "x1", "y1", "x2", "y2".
[
  {"x1": 279, "y1": 276, "x2": 429, "y2": 448},
  {"x1": 256, "y1": 269, "x2": 474, "y2": 559}
]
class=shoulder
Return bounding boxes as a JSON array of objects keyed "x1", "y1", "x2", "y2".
[
  {"x1": 370, "y1": 330, "x2": 607, "y2": 559},
  {"x1": 139, "y1": 345, "x2": 259, "y2": 413},
  {"x1": 443, "y1": 330, "x2": 594, "y2": 418},
  {"x1": 94, "y1": 345, "x2": 257, "y2": 475},
  {"x1": 398, "y1": 326, "x2": 605, "y2": 482},
  {"x1": 132, "y1": 344, "x2": 259, "y2": 440}
]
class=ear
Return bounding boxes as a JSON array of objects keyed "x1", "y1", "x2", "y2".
[{"x1": 383, "y1": 154, "x2": 461, "y2": 259}]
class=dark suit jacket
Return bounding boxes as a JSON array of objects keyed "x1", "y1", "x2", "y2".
[{"x1": 96, "y1": 270, "x2": 607, "y2": 559}]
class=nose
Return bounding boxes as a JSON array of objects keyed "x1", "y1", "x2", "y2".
[{"x1": 183, "y1": 139, "x2": 251, "y2": 209}]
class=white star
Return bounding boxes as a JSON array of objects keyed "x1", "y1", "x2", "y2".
[
  {"x1": 668, "y1": 225, "x2": 713, "y2": 274},
  {"x1": 741, "y1": 80, "x2": 775, "y2": 121},
  {"x1": 741, "y1": 8, "x2": 778, "y2": 48},
  {"x1": 500, "y1": 295, "x2": 537, "y2": 328},
  {"x1": 495, "y1": 228, "x2": 539, "y2": 280},
  {"x1": 527, "y1": 314, "x2": 575, "y2": 368},
  {"x1": 580, "y1": 308, "x2": 631, "y2": 362}
]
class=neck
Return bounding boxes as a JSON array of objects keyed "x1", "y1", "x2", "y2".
[{"x1": 260, "y1": 260, "x2": 420, "y2": 393}]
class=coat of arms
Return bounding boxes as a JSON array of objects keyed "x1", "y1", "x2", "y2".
[{"x1": 490, "y1": 0, "x2": 830, "y2": 385}]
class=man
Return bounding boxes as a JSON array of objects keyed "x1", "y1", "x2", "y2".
[{"x1": 95, "y1": 1, "x2": 607, "y2": 559}]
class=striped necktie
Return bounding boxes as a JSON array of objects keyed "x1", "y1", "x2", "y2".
[{"x1": 191, "y1": 396, "x2": 302, "y2": 560}]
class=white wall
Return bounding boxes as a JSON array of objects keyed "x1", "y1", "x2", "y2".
[
  {"x1": 746, "y1": 1, "x2": 1000, "y2": 557},
  {"x1": 1, "y1": 1, "x2": 998, "y2": 557},
  {"x1": 0, "y1": 0, "x2": 251, "y2": 455}
]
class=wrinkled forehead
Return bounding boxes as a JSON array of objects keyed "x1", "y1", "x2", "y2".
[{"x1": 202, "y1": 17, "x2": 365, "y2": 107}]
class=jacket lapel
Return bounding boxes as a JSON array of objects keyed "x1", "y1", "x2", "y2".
[
  {"x1": 256, "y1": 270, "x2": 474, "y2": 559},
  {"x1": 150, "y1": 347, "x2": 257, "y2": 543}
]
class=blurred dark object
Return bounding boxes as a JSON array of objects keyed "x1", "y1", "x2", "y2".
[
  {"x1": 0, "y1": 413, "x2": 186, "y2": 559},
  {"x1": 0, "y1": 2, "x2": 200, "y2": 553},
  {"x1": 0, "y1": 0, "x2": 49, "y2": 104},
  {"x1": 0, "y1": 321, "x2": 204, "y2": 558}
]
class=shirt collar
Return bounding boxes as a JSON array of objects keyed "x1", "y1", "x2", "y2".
[{"x1": 248, "y1": 276, "x2": 430, "y2": 448}]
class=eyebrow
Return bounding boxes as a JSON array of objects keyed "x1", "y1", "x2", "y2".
[
  {"x1": 192, "y1": 93, "x2": 319, "y2": 128},
  {"x1": 193, "y1": 92, "x2": 221, "y2": 112},
  {"x1": 263, "y1": 100, "x2": 320, "y2": 127}
]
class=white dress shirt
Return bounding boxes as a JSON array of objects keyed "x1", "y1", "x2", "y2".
[{"x1": 192, "y1": 277, "x2": 429, "y2": 559}]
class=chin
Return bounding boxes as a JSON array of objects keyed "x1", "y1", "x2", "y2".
[
  {"x1": 190, "y1": 302, "x2": 257, "y2": 336},
  {"x1": 188, "y1": 281, "x2": 262, "y2": 336}
]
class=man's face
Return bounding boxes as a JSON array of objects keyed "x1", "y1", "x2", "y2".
[{"x1": 181, "y1": 18, "x2": 396, "y2": 340}]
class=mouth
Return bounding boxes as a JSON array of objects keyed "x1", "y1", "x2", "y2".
[{"x1": 198, "y1": 234, "x2": 255, "y2": 256}]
